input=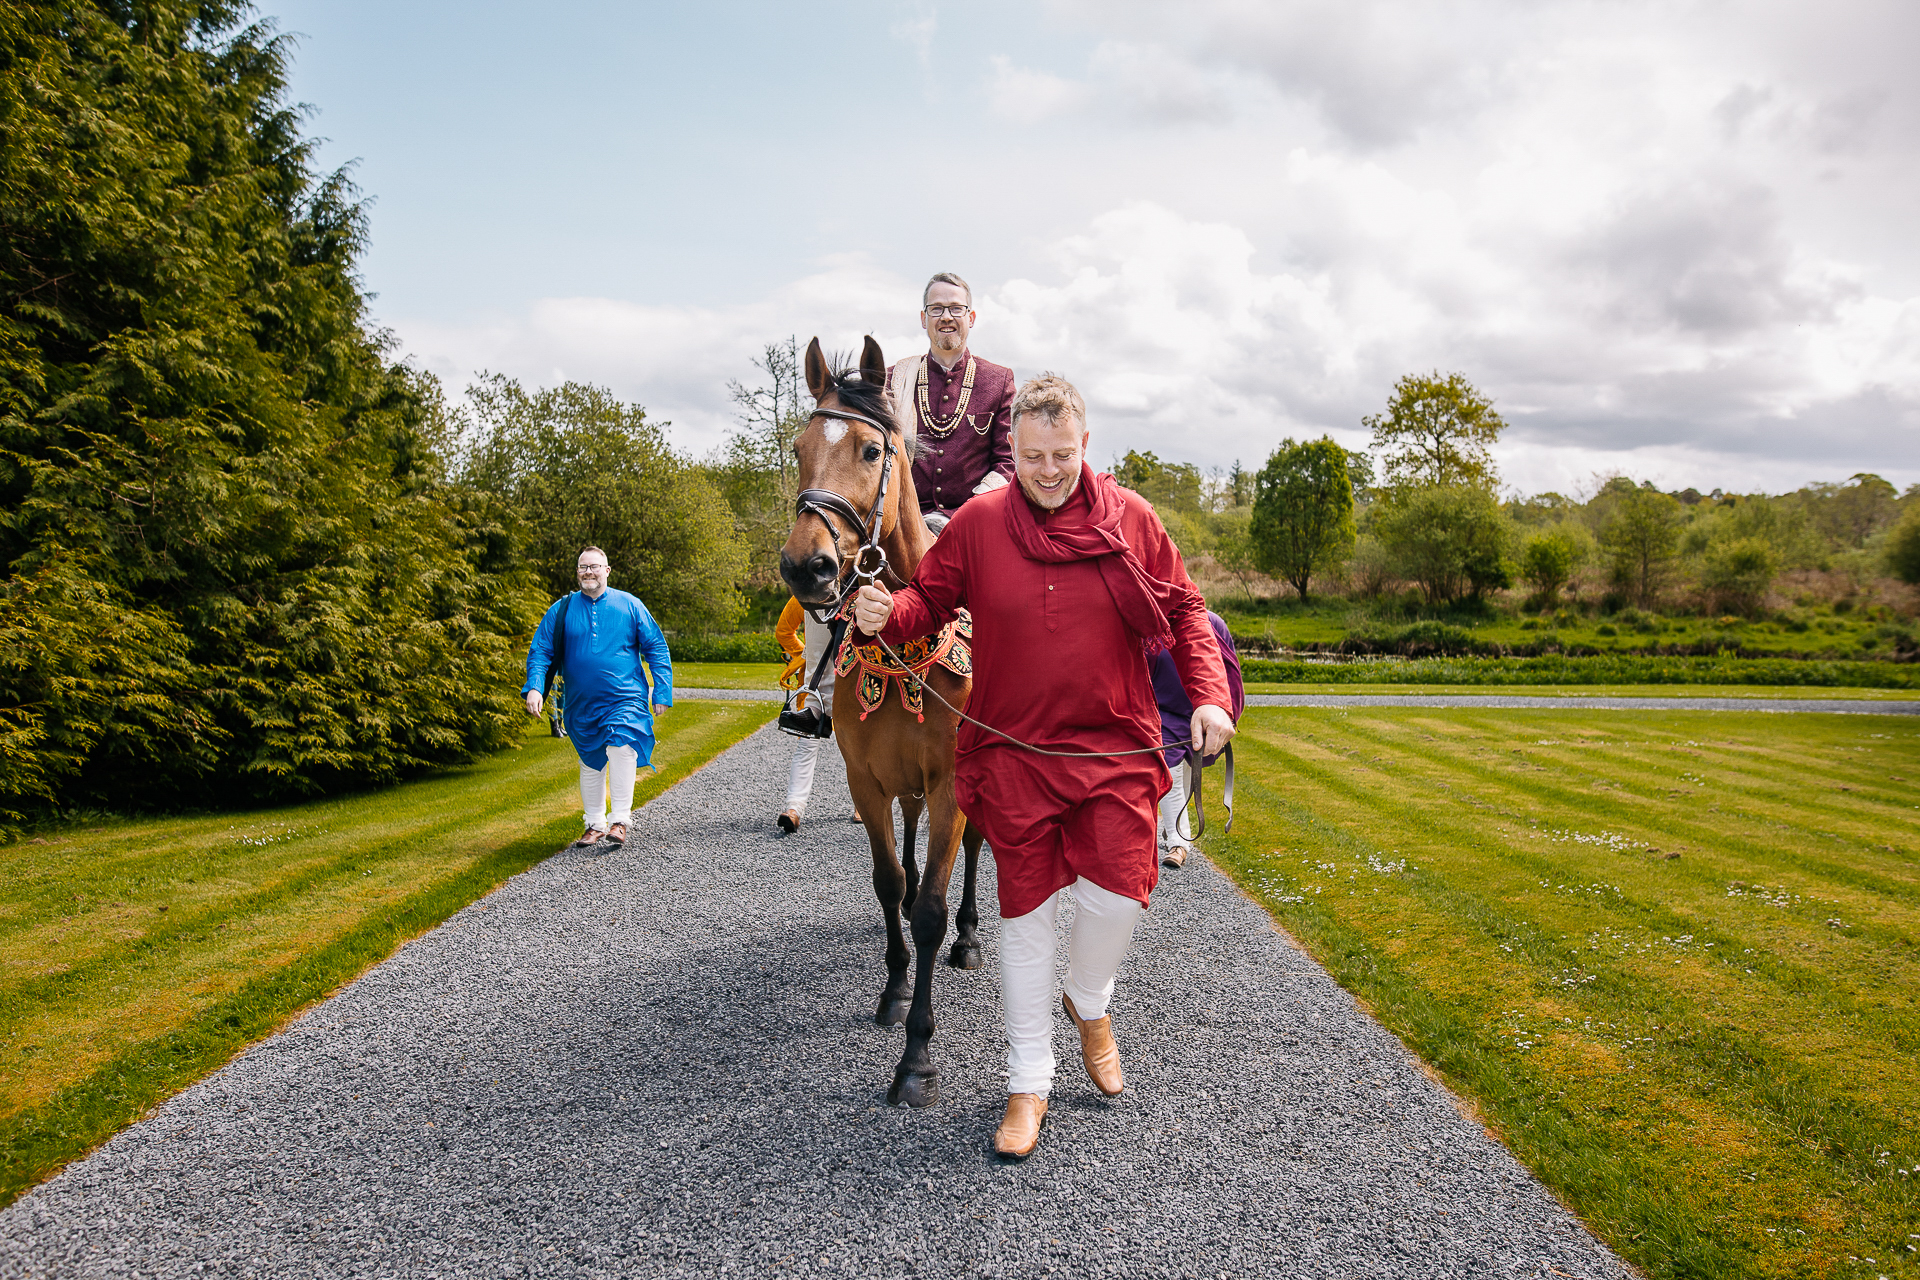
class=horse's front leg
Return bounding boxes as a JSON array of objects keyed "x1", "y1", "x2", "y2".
[
  {"x1": 850, "y1": 770, "x2": 911, "y2": 1027},
  {"x1": 889, "y1": 789, "x2": 964, "y2": 1108},
  {"x1": 948, "y1": 818, "x2": 985, "y2": 970},
  {"x1": 898, "y1": 792, "x2": 924, "y2": 918}
]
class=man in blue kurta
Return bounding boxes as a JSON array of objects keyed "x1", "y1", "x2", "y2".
[{"x1": 522, "y1": 546, "x2": 673, "y2": 847}]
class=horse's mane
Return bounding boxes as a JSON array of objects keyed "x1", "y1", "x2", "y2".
[{"x1": 825, "y1": 353, "x2": 921, "y2": 459}]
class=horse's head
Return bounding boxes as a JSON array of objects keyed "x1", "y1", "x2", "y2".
[{"x1": 779, "y1": 335, "x2": 906, "y2": 607}]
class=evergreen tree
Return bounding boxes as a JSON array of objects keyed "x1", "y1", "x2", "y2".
[{"x1": 0, "y1": 2, "x2": 535, "y2": 823}]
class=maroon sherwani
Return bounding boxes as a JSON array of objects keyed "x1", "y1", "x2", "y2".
[
  {"x1": 879, "y1": 466, "x2": 1230, "y2": 917},
  {"x1": 889, "y1": 349, "x2": 1016, "y2": 515}
]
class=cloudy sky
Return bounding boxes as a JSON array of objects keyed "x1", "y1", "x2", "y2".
[{"x1": 273, "y1": 0, "x2": 1919, "y2": 496}]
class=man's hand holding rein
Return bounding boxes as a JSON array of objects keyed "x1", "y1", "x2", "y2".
[
  {"x1": 1190, "y1": 703, "x2": 1235, "y2": 759},
  {"x1": 854, "y1": 582, "x2": 894, "y2": 636}
]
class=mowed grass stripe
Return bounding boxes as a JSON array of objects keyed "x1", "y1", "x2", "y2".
[
  {"x1": 1237, "y1": 716, "x2": 1920, "y2": 1076},
  {"x1": 1208, "y1": 760, "x2": 1760, "y2": 1277},
  {"x1": 1274, "y1": 712, "x2": 1920, "y2": 1064},
  {"x1": 1211, "y1": 708, "x2": 1920, "y2": 1280},
  {"x1": 0, "y1": 702, "x2": 772, "y2": 1207},
  {"x1": 1322, "y1": 712, "x2": 1920, "y2": 909}
]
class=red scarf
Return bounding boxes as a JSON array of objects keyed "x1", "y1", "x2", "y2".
[{"x1": 1004, "y1": 465, "x2": 1182, "y2": 654}]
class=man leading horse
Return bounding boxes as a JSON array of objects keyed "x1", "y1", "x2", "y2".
[{"x1": 852, "y1": 372, "x2": 1235, "y2": 1158}]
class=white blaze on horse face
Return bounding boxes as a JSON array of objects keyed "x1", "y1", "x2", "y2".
[{"x1": 821, "y1": 419, "x2": 848, "y2": 445}]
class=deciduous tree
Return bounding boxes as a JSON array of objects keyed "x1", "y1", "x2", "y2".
[
  {"x1": 1601, "y1": 487, "x2": 1684, "y2": 608},
  {"x1": 1363, "y1": 372, "x2": 1506, "y2": 492},
  {"x1": 459, "y1": 376, "x2": 747, "y2": 634},
  {"x1": 1250, "y1": 438, "x2": 1356, "y2": 600},
  {"x1": 1374, "y1": 486, "x2": 1513, "y2": 604},
  {"x1": 1112, "y1": 450, "x2": 1202, "y2": 513}
]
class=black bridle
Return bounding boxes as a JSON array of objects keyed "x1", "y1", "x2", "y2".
[{"x1": 794, "y1": 405, "x2": 902, "y2": 627}]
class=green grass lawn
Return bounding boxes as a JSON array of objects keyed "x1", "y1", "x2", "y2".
[
  {"x1": 1204, "y1": 707, "x2": 1919, "y2": 1280},
  {"x1": 1243, "y1": 683, "x2": 1920, "y2": 701},
  {"x1": 0, "y1": 700, "x2": 772, "y2": 1207},
  {"x1": 675, "y1": 661, "x2": 787, "y2": 690}
]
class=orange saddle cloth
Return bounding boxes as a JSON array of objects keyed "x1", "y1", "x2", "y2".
[{"x1": 834, "y1": 609, "x2": 973, "y2": 722}]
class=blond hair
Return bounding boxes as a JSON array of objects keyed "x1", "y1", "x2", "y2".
[
  {"x1": 1011, "y1": 372, "x2": 1086, "y2": 437},
  {"x1": 921, "y1": 272, "x2": 972, "y2": 307}
]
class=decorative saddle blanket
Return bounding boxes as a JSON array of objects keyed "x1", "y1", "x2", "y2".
[{"x1": 834, "y1": 609, "x2": 973, "y2": 722}]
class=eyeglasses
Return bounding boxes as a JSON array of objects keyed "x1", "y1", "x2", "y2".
[
  {"x1": 577, "y1": 564, "x2": 608, "y2": 574},
  {"x1": 923, "y1": 304, "x2": 971, "y2": 319}
]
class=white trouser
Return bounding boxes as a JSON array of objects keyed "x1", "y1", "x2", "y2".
[
  {"x1": 785, "y1": 737, "x2": 820, "y2": 813},
  {"x1": 1157, "y1": 758, "x2": 1189, "y2": 849},
  {"x1": 1001, "y1": 877, "x2": 1145, "y2": 1097},
  {"x1": 785, "y1": 614, "x2": 837, "y2": 814},
  {"x1": 579, "y1": 743, "x2": 640, "y2": 828}
]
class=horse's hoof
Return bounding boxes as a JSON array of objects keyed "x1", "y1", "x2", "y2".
[
  {"x1": 888, "y1": 1068, "x2": 940, "y2": 1109},
  {"x1": 947, "y1": 939, "x2": 983, "y2": 970},
  {"x1": 875, "y1": 996, "x2": 910, "y2": 1027}
]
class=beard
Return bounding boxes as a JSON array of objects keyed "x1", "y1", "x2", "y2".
[{"x1": 1019, "y1": 468, "x2": 1080, "y2": 511}]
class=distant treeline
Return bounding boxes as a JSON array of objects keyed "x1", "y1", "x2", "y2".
[{"x1": 1110, "y1": 373, "x2": 1920, "y2": 618}]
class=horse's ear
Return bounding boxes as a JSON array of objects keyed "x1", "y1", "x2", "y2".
[
  {"x1": 860, "y1": 335, "x2": 886, "y2": 386},
  {"x1": 804, "y1": 337, "x2": 830, "y2": 401}
]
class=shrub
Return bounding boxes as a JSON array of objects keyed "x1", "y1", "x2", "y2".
[
  {"x1": 1700, "y1": 536, "x2": 1780, "y2": 616},
  {"x1": 1887, "y1": 505, "x2": 1920, "y2": 584},
  {"x1": 1374, "y1": 487, "x2": 1513, "y2": 605},
  {"x1": 1519, "y1": 528, "x2": 1586, "y2": 602}
]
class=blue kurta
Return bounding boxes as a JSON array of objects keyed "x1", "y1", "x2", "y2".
[{"x1": 522, "y1": 588, "x2": 674, "y2": 770}]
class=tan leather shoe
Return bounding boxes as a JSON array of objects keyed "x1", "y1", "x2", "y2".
[
  {"x1": 992, "y1": 1093, "x2": 1047, "y2": 1158},
  {"x1": 777, "y1": 809, "x2": 801, "y2": 834},
  {"x1": 1161, "y1": 844, "x2": 1189, "y2": 869},
  {"x1": 1063, "y1": 992, "x2": 1124, "y2": 1096}
]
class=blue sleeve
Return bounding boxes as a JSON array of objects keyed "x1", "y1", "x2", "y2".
[
  {"x1": 522, "y1": 597, "x2": 565, "y2": 695},
  {"x1": 635, "y1": 598, "x2": 673, "y2": 706}
]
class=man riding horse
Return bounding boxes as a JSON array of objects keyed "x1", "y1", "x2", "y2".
[{"x1": 889, "y1": 272, "x2": 1017, "y2": 521}]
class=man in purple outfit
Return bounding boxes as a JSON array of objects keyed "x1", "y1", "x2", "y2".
[
  {"x1": 1151, "y1": 610, "x2": 1244, "y2": 868},
  {"x1": 887, "y1": 272, "x2": 1018, "y2": 518}
]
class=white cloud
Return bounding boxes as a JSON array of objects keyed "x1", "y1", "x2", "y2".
[
  {"x1": 391, "y1": 0, "x2": 1920, "y2": 496},
  {"x1": 398, "y1": 257, "x2": 928, "y2": 458}
]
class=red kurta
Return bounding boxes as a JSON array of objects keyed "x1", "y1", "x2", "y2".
[{"x1": 879, "y1": 470, "x2": 1231, "y2": 917}]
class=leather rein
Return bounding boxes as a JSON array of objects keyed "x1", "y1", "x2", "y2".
[{"x1": 792, "y1": 403, "x2": 1232, "y2": 839}]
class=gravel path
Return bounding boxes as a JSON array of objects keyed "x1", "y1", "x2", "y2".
[
  {"x1": 4, "y1": 724, "x2": 1632, "y2": 1280},
  {"x1": 680, "y1": 687, "x2": 1918, "y2": 715}
]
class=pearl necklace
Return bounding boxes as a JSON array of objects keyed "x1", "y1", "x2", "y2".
[{"x1": 916, "y1": 356, "x2": 982, "y2": 438}]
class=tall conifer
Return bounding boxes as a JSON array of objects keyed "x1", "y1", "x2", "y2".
[{"x1": 0, "y1": 1, "x2": 537, "y2": 822}]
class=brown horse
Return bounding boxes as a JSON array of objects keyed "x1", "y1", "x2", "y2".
[{"x1": 779, "y1": 335, "x2": 985, "y2": 1109}]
